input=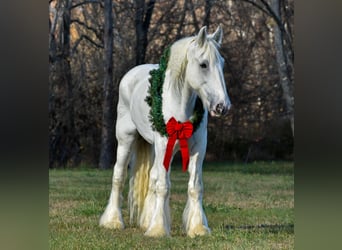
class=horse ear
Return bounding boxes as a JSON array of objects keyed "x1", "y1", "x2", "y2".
[
  {"x1": 196, "y1": 26, "x2": 207, "y2": 47},
  {"x1": 210, "y1": 25, "x2": 223, "y2": 45}
]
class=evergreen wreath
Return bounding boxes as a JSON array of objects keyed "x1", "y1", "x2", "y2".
[{"x1": 145, "y1": 46, "x2": 204, "y2": 137}]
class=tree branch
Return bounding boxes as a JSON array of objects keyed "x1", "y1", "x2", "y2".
[
  {"x1": 71, "y1": 18, "x2": 103, "y2": 43},
  {"x1": 71, "y1": 34, "x2": 104, "y2": 55},
  {"x1": 242, "y1": 0, "x2": 293, "y2": 61},
  {"x1": 70, "y1": 0, "x2": 102, "y2": 10},
  {"x1": 203, "y1": 0, "x2": 212, "y2": 28},
  {"x1": 49, "y1": 52, "x2": 64, "y2": 64},
  {"x1": 143, "y1": 0, "x2": 156, "y2": 30},
  {"x1": 148, "y1": 1, "x2": 177, "y2": 41},
  {"x1": 71, "y1": 19, "x2": 97, "y2": 34},
  {"x1": 188, "y1": 0, "x2": 200, "y2": 32},
  {"x1": 175, "y1": 0, "x2": 188, "y2": 40}
]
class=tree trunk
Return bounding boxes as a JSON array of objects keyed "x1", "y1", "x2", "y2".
[
  {"x1": 203, "y1": 0, "x2": 212, "y2": 28},
  {"x1": 188, "y1": 0, "x2": 200, "y2": 32},
  {"x1": 135, "y1": 0, "x2": 155, "y2": 65},
  {"x1": 49, "y1": 0, "x2": 80, "y2": 167},
  {"x1": 175, "y1": 0, "x2": 187, "y2": 40},
  {"x1": 99, "y1": 0, "x2": 115, "y2": 169},
  {"x1": 271, "y1": 0, "x2": 294, "y2": 136}
]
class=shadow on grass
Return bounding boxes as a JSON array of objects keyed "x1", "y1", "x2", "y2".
[
  {"x1": 201, "y1": 161, "x2": 294, "y2": 175},
  {"x1": 225, "y1": 223, "x2": 294, "y2": 234}
]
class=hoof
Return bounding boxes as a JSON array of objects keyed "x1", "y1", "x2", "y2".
[
  {"x1": 99, "y1": 219, "x2": 125, "y2": 230},
  {"x1": 187, "y1": 225, "x2": 211, "y2": 238},
  {"x1": 99, "y1": 214, "x2": 125, "y2": 230},
  {"x1": 144, "y1": 225, "x2": 169, "y2": 237},
  {"x1": 139, "y1": 215, "x2": 151, "y2": 231}
]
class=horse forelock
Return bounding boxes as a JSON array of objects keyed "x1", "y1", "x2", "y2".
[
  {"x1": 167, "y1": 36, "x2": 221, "y2": 91},
  {"x1": 197, "y1": 39, "x2": 223, "y2": 66}
]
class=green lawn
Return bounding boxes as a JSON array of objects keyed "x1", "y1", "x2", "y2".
[{"x1": 49, "y1": 162, "x2": 294, "y2": 249}]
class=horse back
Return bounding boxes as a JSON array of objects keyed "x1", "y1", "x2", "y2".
[
  {"x1": 117, "y1": 64, "x2": 159, "y2": 143},
  {"x1": 118, "y1": 64, "x2": 158, "y2": 108}
]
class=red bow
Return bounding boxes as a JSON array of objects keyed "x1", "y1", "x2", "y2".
[{"x1": 163, "y1": 117, "x2": 193, "y2": 172}]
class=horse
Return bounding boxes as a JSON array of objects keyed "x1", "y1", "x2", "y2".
[{"x1": 99, "y1": 26, "x2": 231, "y2": 237}]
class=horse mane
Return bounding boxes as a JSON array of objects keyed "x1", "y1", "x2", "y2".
[
  {"x1": 167, "y1": 37, "x2": 193, "y2": 84},
  {"x1": 166, "y1": 36, "x2": 222, "y2": 93}
]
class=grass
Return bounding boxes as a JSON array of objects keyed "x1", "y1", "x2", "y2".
[{"x1": 49, "y1": 162, "x2": 294, "y2": 249}]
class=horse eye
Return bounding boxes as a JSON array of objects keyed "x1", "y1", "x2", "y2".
[{"x1": 200, "y1": 63, "x2": 207, "y2": 69}]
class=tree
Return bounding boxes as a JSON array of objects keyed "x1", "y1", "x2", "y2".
[
  {"x1": 99, "y1": 0, "x2": 115, "y2": 169},
  {"x1": 49, "y1": 0, "x2": 80, "y2": 167},
  {"x1": 203, "y1": 0, "x2": 212, "y2": 28},
  {"x1": 241, "y1": 0, "x2": 294, "y2": 136},
  {"x1": 135, "y1": 0, "x2": 156, "y2": 65},
  {"x1": 270, "y1": 0, "x2": 294, "y2": 135},
  {"x1": 49, "y1": 0, "x2": 294, "y2": 167}
]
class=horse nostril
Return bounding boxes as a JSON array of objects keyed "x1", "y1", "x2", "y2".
[{"x1": 215, "y1": 103, "x2": 224, "y2": 114}]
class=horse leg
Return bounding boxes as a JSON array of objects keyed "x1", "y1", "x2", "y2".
[
  {"x1": 183, "y1": 137, "x2": 211, "y2": 237},
  {"x1": 99, "y1": 115, "x2": 137, "y2": 229},
  {"x1": 142, "y1": 138, "x2": 171, "y2": 237}
]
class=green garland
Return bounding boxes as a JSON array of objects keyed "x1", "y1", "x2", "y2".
[{"x1": 145, "y1": 46, "x2": 204, "y2": 137}]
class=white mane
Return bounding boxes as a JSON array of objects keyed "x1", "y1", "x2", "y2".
[
  {"x1": 167, "y1": 37, "x2": 193, "y2": 82},
  {"x1": 167, "y1": 36, "x2": 222, "y2": 88}
]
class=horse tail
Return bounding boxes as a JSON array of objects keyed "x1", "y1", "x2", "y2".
[{"x1": 129, "y1": 136, "x2": 153, "y2": 225}]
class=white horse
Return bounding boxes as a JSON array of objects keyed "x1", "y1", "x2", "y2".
[{"x1": 99, "y1": 26, "x2": 231, "y2": 237}]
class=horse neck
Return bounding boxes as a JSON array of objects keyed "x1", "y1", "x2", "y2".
[{"x1": 162, "y1": 71, "x2": 197, "y2": 123}]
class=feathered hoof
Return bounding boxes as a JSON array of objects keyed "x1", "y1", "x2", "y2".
[
  {"x1": 144, "y1": 225, "x2": 169, "y2": 237},
  {"x1": 139, "y1": 216, "x2": 151, "y2": 231},
  {"x1": 187, "y1": 225, "x2": 211, "y2": 238},
  {"x1": 99, "y1": 216, "x2": 125, "y2": 230}
]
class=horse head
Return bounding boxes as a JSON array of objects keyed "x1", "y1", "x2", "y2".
[{"x1": 185, "y1": 26, "x2": 231, "y2": 117}]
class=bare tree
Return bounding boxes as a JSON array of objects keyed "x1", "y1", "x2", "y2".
[
  {"x1": 135, "y1": 0, "x2": 156, "y2": 65},
  {"x1": 99, "y1": 0, "x2": 115, "y2": 169},
  {"x1": 203, "y1": 0, "x2": 212, "y2": 28},
  {"x1": 240, "y1": 0, "x2": 294, "y2": 135},
  {"x1": 49, "y1": 0, "x2": 294, "y2": 167},
  {"x1": 49, "y1": 0, "x2": 80, "y2": 167},
  {"x1": 270, "y1": 0, "x2": 294, "y2": 135}
]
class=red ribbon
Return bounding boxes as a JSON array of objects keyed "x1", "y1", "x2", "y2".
[{"x1": 163, "y1": 117, "x2": 193, "y2": 172}]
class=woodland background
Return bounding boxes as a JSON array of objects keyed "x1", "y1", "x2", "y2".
[{"x1": 48, "y1": 0, "x2": 294, "y2": 168}]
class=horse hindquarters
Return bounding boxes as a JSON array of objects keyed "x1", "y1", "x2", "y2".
[
  {"x1": 99, "y1": 82, "x2": 138, "y2": 229},
  {"x1": 99, "y1": 137, "x2": 134, "y2": 229}
]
